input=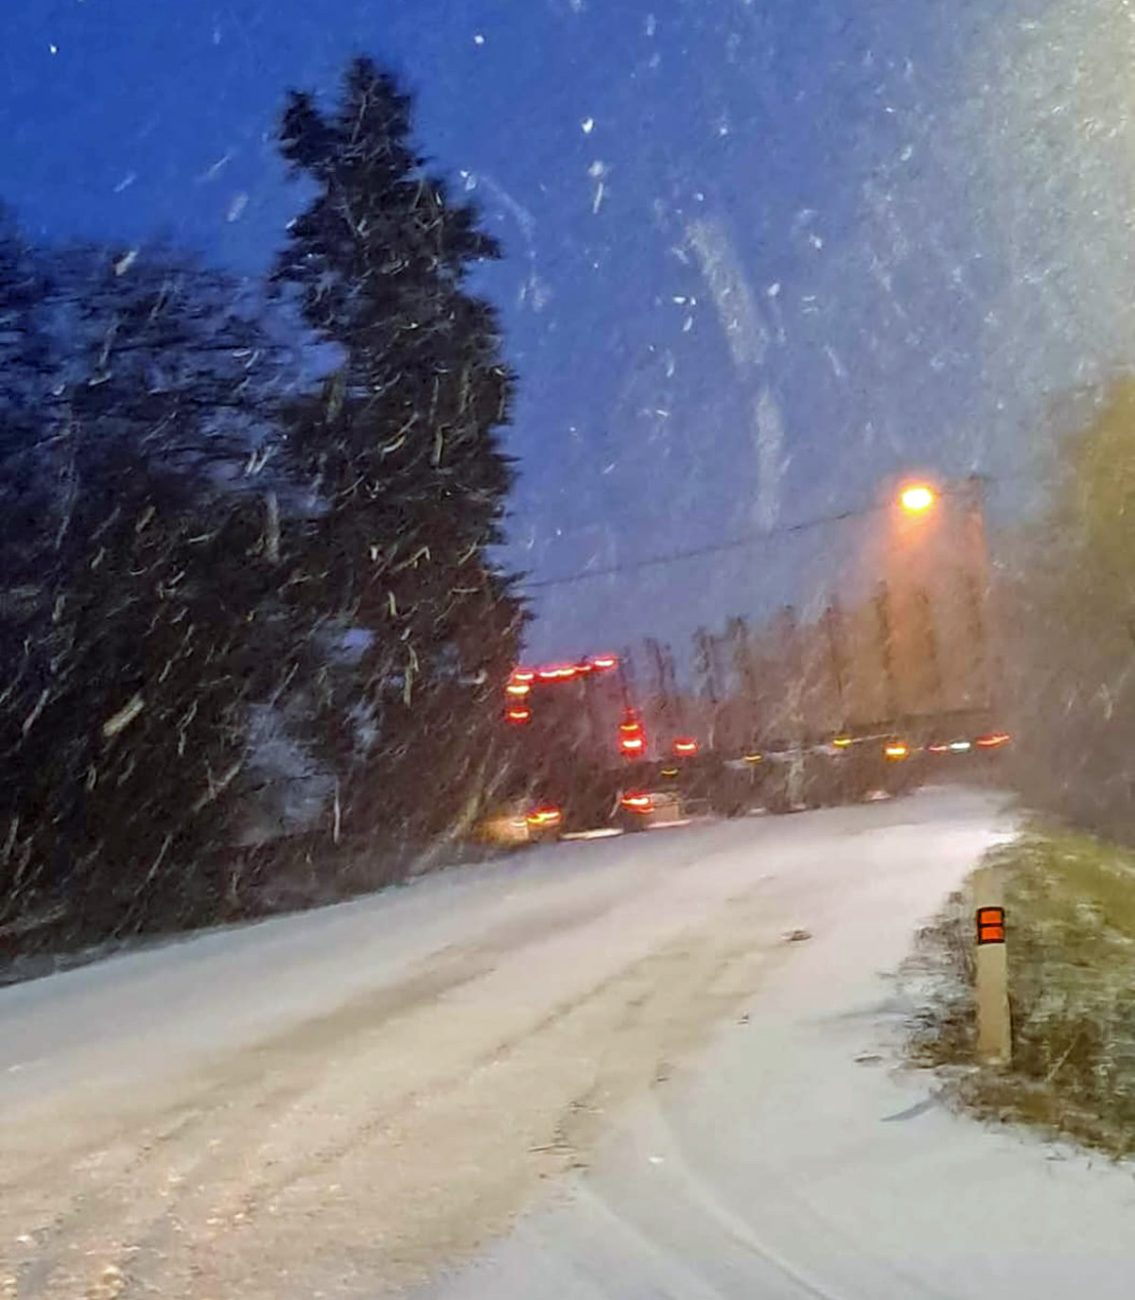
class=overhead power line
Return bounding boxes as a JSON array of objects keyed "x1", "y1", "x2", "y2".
[
  {"x1": 519, "y1": 473, "x2": 1008, "y2": 594},
  {"x1": 520, "y1": 502, "x2": 887, "y2": 592}
]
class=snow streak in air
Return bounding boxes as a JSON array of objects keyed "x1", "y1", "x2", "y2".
[{"x1": 687, "y1": 216, "x2": 785, "y2": 530}]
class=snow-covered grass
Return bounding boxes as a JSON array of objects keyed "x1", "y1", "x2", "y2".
[{"x1": 910, "y1": 826, "x2": 1135, "y2": 1158}]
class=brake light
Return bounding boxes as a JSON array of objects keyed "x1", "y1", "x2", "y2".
[
  {"x1": 506, "y1": 706, "x2": 531, "y2": 725},
  {"x1": 512, "y1": 667, "x2": 535, "y2": 684},
  {"x1": 537, "y1": 663, "x2": 578, "y2": 682},
  {"x1": 672, "y1": 737, "x2": 699, "y2": 757},
  {"x1": 618, "y1": 709, "x2": 646, "y2": 757},
  {"x1": 591, "y1": 654, "x2": 619, "y2": 671},
  {"x1": 621, "y1": 792, "x2": 654, "y2": 813},
  {"x1": 976, "y1": 732, "x2": 1011, "y2": 749},
  {"x1": 505, "y1": 682, "x2": 531, "y2": 697},
  {"x1": 526, "y1": 806, "x2": 563, "y2": 828}
]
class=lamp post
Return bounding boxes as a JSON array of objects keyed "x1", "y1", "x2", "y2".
[
  {"x1": 899, "y1": 483, "x2": 938, "y2": 516},
  {"x1": 892, "y1": 475, "x2": 994, "y2": 719},
  {"x1": 884, "y1": 481, "x2": 942, "y2": 728}
]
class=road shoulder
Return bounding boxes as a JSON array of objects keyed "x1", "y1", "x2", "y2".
[{"x1": 421, "y1": 797, "x2": 1135, "y2": 1300}]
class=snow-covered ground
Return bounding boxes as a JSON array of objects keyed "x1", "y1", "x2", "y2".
[
  {"x1": 4, "y1": 787, "x2": 1127, "y2": 1300},
  {"x1": 420, "y1": 795, "x2": 1135, "y2": 1300}
]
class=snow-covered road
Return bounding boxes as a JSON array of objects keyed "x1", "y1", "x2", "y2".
[{"x1": 3, "y1": 788, "x2": 1130, "y2": 1299}]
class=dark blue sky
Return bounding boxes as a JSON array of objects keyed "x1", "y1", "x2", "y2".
[{"x1": 0, "y1": 0, "x2": 1103, "y2": 659}]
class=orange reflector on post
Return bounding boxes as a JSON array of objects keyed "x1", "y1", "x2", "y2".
[{"x1": 976, "y1": 906, "x2": 1006, "y2": 945}]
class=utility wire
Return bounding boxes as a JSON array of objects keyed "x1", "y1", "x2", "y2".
[
  {"x1": 519, "y1": 476, "x2": 1000, "y2": 593},
  {"x1": 520, "y1": 502, "x2": 886, "y2": 592}
]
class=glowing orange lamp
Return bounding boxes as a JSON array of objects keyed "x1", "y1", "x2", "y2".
[{"x1": 899, "y1": 483, "x2": 937, "y2": 515}]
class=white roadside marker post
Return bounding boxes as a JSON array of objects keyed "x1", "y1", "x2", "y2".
[{"x1": 973, "y1": 865, "x2": 1012, "y2": 1067}]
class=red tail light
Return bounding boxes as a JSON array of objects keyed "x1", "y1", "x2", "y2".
[
  {"x1": 591, "y1": 654, "x2": 619, "y2": 671},
  {"x1": 620, "y1": 792, "x2": 654, "y2": 813},
  {"x1": 511, "y1": 667, "x2": 535, "y2": 684},
  {"x1": 505, "y1": 682, "x2": 531, "y2": 697},
  {"x1": 975, "y1": 732, "x2": 1011, "y2": 749},
  {"x1": 672, "y1": 737, "x2": 699, "y2": 757},
  {"x1": 526, "y1": 806, "x2": 563, "y2": 828},
  {"x1": 618, "y1": 708, "x2": 646, "y2": 757},
  {"x1": 537, "y1": 663, "x2": 578, "y2": 682},
  {"x1": 506, "y1": 706, "x2": 532, "y2": 725}
]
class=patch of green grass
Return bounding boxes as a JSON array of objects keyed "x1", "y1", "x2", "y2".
[{"x1": 909, "y1": 826, "x2": 1135, "y2": 1158}]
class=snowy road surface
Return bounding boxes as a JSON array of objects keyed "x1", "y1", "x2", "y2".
[{"x1": 2, "y1": 788, "x2": 1131, "y2": 1299}]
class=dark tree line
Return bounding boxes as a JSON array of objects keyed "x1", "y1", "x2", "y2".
[
  {"x1": 0, "y1": 58, "x2": 524, "y2": 959},
  {"x1": 1005, "y1": 376, "x2": 1135, "y2": 842}
]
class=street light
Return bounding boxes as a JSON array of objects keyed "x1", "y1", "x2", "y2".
[{"x1": 899, "y1": 483, "x2": 937, "y2": 515}]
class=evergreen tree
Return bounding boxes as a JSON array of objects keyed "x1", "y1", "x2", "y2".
[
  {"x1": 0, "y1": 240, "x2": 301, "y2": 948},
  {"x1": 0, "y1": 211, "x2": 55, "y2": 589},
  {"x1": 273, "y1": 57, "x2": 525, "y2": 843}
]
